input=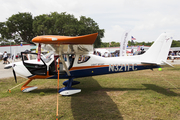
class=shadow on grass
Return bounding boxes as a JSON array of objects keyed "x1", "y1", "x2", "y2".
[
  {"x1": 142, "y1": 84, "x2": 180, "y2": 96},
  {"x1": 71, "y1": 77, "x2": 123, "y2": 120},
  {"x1": 99, "y1": 84, "x2": 179, "y2": 97},
  {"x1": 30, "y1": 88, "x2": 57, "y2": 94},
  {"x1": 30, "y1": 83, "x2": 180, "y2": 97},
  {"x1": 29, "y1": 78, "x2": 123, "y2": 119},
  {"x1": 29, "y1": 79, "x2": 179, "y2": 119}
]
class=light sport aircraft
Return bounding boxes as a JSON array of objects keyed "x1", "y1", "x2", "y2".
[{"x1": 5, "y1": 32, "x2": 173, "y2": 96}]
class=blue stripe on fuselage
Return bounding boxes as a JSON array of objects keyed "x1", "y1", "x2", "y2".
[{"x1": 48, "y1": 64, "x2": 160, "y2": 79}]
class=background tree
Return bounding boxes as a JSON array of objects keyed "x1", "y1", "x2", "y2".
[
  {"x1": 5, "y1": 12, "x2": 34, "y2": 44},
  {"x1": 78, "y1": 16, "x2": 104, "y2": 48},
  {"x1": 0, "y1": 12, "x2": 105, "y2": 47},
  {"x1": 0, "y1": 22, "x2": 9, "y2": 39},
  {"x1": 1, "y1": 12, "x2": 180, "y2": 48},
  {"x1": 32, "y1": 12, "x2": 78, "y2": 35},
  {"x1": 0, "y1": 22, "x2": 14, "y2": 45},
  {"x1": 171, "y1": 40, "x2": 180, "y2": 47},
  {"x1": 33, "y1": 12, "x2": 104, "y2": 48}
]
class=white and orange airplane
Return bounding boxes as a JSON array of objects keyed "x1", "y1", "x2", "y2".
[{"x1": 5, "y1": 32, "x2": 173, "y2": 95}]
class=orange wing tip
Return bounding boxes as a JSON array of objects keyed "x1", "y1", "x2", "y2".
[{"x1": 32, "y1": 33, "x2": 98, "y2": 44}]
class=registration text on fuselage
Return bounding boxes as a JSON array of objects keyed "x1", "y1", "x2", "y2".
[{"x1": 109, "y1": 63, "x2": 137, "y2": 72}]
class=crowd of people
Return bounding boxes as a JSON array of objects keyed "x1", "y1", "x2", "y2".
[
  {"x1": 1, "y1": 51, "x2": 26, "y2": 64},
  {"x1": 93, "y1": 48, "x2": 145, "y2": 57},
  {"x1": 94, "y1": 51, "x2": 120, "y2": 57},
  {"x1": 1, "y1": 49, "x2": 180, "y2": 64},
  {"x1": 168, "y1": 51, "x2": 180, "y2": 62}
]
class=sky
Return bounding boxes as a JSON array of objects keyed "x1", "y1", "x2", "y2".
[{"x1": 0, "y1": 0, "x2": 180, "y2": 43}]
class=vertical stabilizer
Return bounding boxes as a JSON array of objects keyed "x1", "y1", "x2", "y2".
[{"x1": 140, "y1": 33, "x2": 173, "y2": 64}]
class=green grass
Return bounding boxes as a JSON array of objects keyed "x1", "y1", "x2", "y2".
[{"x1": 0, "y1": 65, "x2": 180, "y2": 120}]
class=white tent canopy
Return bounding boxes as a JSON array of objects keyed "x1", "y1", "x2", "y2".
[{"x1": 94, "y1": 48, "x2": 110, "y2": 55}]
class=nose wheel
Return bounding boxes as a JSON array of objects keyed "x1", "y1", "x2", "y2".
[{"x1": 21, "y1": 78, "x2": 38, "y2": 92}]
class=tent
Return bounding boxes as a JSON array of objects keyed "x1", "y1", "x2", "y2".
[
  {"x1": 30, "y1": 46, "x2": 37, "y2": 51},
  {"x1": 94, "y1": 48, "x2": 110, "y2": 55}
]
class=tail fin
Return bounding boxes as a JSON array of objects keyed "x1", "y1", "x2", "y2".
[{"x1": 140, "y1": 33, "x2": 173, "y2": 64}]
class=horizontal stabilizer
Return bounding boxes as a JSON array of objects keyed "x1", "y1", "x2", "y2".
[
  {"x1": 142, "y1": 61, "x2": 174, "y2": 67},
  {"x1": 141, "y1": 61, "x2": 158, "y2": 65},
  {"x1": 162, "y1": 60, "x2": 174, "y2": 67}
]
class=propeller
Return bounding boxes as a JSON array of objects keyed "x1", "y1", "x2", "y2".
[
  {"x1": 4, "y1": 51, "x2": 17, "y2": 83},
  {"x1": 12, "y1": 51, "x2": 17, "y2": 83},
  {"x1": 4, "y1": 62, "x2": 17, "y2": 83},
  {"x1": 12, "y1": 68, "x2": 17, "y2": 83}
]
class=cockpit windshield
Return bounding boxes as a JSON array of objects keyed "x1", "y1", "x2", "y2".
[
  {"x1": 22, "y1": 51, "x2": 54, "y2": 64},
  {"x1": 41, "y1": 51, "x2": 54, "y2": 63}
]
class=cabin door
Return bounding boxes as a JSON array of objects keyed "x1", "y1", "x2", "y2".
[{"x1": 21, "y1": 52, "x2": 47, "y2": 76}]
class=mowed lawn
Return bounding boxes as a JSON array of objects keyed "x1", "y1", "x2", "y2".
[{"x1": 0, "y1": 65, "x2": 180, "y2": 120}]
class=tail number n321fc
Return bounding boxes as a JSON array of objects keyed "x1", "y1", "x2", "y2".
[{"x1": 109, "y1": 63, "x2": 137, "y2": 72}]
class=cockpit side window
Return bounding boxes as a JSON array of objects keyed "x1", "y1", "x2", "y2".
[{"x1": 78, "y1": 55, "x2": 90, "y2": 64}]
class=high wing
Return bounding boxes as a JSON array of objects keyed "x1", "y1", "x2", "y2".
[
  {"x1": 32, "y1": 33, "x2": 98, "y2": 44},
  {"x1": 32, "y1": 33, "x2": 98, "y2": 54},
  {"x1": 31, "y1": 33, "x2": 98, "y2": 80}
]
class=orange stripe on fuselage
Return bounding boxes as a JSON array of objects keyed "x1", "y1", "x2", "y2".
[
  {"x1": 69, "y1": 65, "x2": 109, "y2": 71},
  {"x1": 69, "y1": 64, "x2": 156, "y2": 71},
  {"x1": 28, "y1": 71, "x2": 53, "y2": 79}
]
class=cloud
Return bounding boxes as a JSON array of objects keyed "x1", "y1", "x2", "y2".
[
  {"x1": 103, "y1": 25, "x2": 125, "y2": 42},
  {"x1": 0, "y1": 0, "x2": 180, "y2": 42}
]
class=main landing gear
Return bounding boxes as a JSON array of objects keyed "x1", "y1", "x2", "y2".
[
  {"x1": 20, "y1": 78, "x2": 81, "y2": 96},
  {"x1": 59, "y1": 78, "x2": 81, "y2": 96}
]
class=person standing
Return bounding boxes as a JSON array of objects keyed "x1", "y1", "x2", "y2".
[
  {"x1": 3, "y1": 51, "x2": 10, "y2": 64},
  {"x1": 3, "y1": 51, "x2": 7, "y2": 64},
  {"x1": 171, "y1": 52, "x2": 175, "y2": 62}
]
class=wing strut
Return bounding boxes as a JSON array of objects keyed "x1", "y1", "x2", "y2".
[
  {"x1": 60, "y1": 53, "x2": 71, "y2": 76},
  {"x1": 37, "y1": 43, "x2": 41, "y2": 62}
]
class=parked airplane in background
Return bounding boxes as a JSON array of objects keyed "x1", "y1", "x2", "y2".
[{"x1": 5, "y1": 32, "x2": 173, "y2": 95}]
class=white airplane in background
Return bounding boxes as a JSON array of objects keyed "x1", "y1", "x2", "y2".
[{"x1": 5, "y1": 32, "x2": 173, "y2": 96}]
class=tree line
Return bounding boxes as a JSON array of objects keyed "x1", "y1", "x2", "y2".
[
  {"x1": 101, "y1": 40, "x2": 180, "y2": 48},
  {"x1": 0, "y1": 12, "x2": 180, "y2": 48},
  {"x1": 0, "y1": 12, "x2": 104, "y2": 48},
  {"x1": 101, "y1": 41, "x2": 154, "y2": 48}
]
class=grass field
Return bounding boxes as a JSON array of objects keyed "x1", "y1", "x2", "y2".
[{"x1": 0, "y1": 65, "x2": 180, "y2": 120}]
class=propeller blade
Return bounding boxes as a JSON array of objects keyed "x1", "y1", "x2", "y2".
[{"x1": 12, "y1": 69, "x2": 17, "y2": 83}]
